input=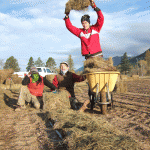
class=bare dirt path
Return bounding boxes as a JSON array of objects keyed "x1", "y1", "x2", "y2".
[
  {"x1": 0, "y1": 90, "x2": 63, "y2": 150},
  {"x1": 75, "y1": 79, "x2": 150, "y2": 150}
]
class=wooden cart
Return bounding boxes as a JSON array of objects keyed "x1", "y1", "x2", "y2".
[{"x1": 86, "y1": 71, "x2": 120, "y2": 114}]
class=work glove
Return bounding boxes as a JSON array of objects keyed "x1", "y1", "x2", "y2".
[
  {"x1": 52, "y1": 90, "x2": 57, "y2": 94},
  {"x1": 90, "y1": 0, "x2": 96, "y2": 8},
  {"x1": 52, "y1": 89, "x2": 60, "y2": 94}
]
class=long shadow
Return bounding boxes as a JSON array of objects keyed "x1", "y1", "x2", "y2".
[
  {"x1": 4, "y1": 93, "x2": 18, "y2": 109},
  {"x1": 37, "y1": 112, "x2": 68, "y2": 150}
]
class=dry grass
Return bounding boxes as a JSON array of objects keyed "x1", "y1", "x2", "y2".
[
  {"x1": 115, "y1": 81, "x2": 128, "y2": 93},
  {"x1": 84, "y1": 57, "x2": 117, "y2": 73},
  {"x1": 43, "y1": 90, "x2": 140, "y2": 150},
  {"x1": 0, "y1": 69, "x2": 14, "y2": 84},
  {"x1": 65, "y1": 0, "x2": 90, "y2": 12},
  {"x1": 11, "y1": 74, "x2": 22, "y2": 84},
  {"x1": 45, "y1": 74, "x2": 56, "y2": 83}
]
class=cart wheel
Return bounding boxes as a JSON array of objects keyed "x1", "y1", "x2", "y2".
[
  {"x1": 90, "y1": 94, "x2": 95, "y2": 110},
  {"x1": 100, "y1": 90, "x2": 107, "y2": 115}
]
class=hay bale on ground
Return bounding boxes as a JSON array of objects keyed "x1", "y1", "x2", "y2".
[
  {"x1": 0, "y1": 69, "x2": 14, "y2": 84},
  {"x1": 11, "y1": 74, "x2": 22, "y2": 84},
  {"x1": 114, "y1": 81, "x2": 127, "y2": 93},
  {"x1": 131, "y1": 75, "x2": 139, "y2": 80},
  {"x1": 84, "y1": 57, "x2": 117, "y2": 73},
  {"x1": 45, "y1": 74, "x2": 56, "y2": 83},
  {"x1": 43, "y1": 90, "x2": 71, "y2": 120},
  {"x1": 120, "y1": 75, "x2": 128, "y2": 80},
  {"x1": 43, "y1": 90, "x2": 139, "y2": 150},
  {"x1": 5, "y1": 78, "x2": 14, "y2": 85},
  {"x1": 65, "y1": 0, "x2": 90, "y2": 12}
]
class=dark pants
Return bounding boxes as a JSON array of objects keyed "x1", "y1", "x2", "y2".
[{"x1": 69, "y1": 97, "x2": 81, "y2": 110}]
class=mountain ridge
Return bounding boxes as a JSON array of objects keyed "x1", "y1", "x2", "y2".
[{"x1": 75, "y1": 48, "x2": 150, "y2": 72}]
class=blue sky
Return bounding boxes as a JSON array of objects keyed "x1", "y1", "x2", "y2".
[{"x1": 0, "y1": 0, "x2": 150, "y2": 71}]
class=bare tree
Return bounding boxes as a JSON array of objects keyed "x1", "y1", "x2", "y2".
[{"x1": 0, "y1": 59, "x2": 4, "y2": 70}]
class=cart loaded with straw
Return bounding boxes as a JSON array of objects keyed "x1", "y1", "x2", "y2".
[{"x1": 86, "y1": 71, "x2": 120, "y2": 114}]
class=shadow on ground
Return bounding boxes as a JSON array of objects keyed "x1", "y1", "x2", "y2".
[{"x1": 4, "y1": 93, "x2": 18, "y2": 109}]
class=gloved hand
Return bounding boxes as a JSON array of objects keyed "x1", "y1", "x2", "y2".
[
  {"x1": 90, "y1": 0, "x2": 96, "y2": 8},
  {"x1": 52, "y1": 90, "x2": 57, "y2": 94},
  {"x1": 52, "y1": 89, "x2": 60, "y2": 94}
]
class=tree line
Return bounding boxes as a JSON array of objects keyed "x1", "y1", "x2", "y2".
[
  {"x1": 0, "y1": 54, "x2": 74, "y2": 72},
  {"x1": 119, "y1": 49, "x2": 150, "y2": 76}
]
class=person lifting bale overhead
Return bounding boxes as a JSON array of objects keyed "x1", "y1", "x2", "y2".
[{"x1": 64, "y1": 0, "x2": 104, "y2": 60}]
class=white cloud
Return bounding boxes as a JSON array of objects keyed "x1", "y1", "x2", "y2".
[
  {"x1": 1, "y1": 0, "x2": 150, "y2": 71},
  {"x1": 29, "y1": 8, "x2": 42, "y2": 15}
]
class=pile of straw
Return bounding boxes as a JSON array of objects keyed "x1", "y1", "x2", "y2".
[
  {"x1": 43, "y1": 90, "x2": 71, "y2": 120},
  {"x1": 114, "y1": 81, "x2": 127, "y2": 93},
  {"x1": 65, "y1": 0, "x2": 90, "y2": 13},
  {"x1": 0, "y1": 69, "x2": 14, "y2": 84},
  {"x1": 84, "y1": 57, "x2": 117, "y2": 73},
  {"x1": 120, "y1": 75, "x2": 128, "y2": 80},
  {"x1": 5, "y1": 78, "x2": 14, "y2": 85},
  {"x1": 131, "y1": 75, "x2": 139, "y2": 80},
  {"x1": 45, "y1": 74, "x2": 56, "y2": 83},
  {"x1": 11, "y1": 74, "x2": 22, "y2": 84},
  {"x1": 43, "y1": 90, "x2": 139, "y2": 150}
]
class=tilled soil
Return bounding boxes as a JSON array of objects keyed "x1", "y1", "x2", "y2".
[
  {"x1": 0, "y1": 78, "x2": 150, "y2": 150},
  {"x1": 75, "y1": 79, "x2": 150, "y2": 150},
  {"x1": 0, "y1": 90, "x2": 64, "y2": 150}
]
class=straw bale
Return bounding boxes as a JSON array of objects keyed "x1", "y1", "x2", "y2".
[
  {"x1": 120, "y1": 75, "x2": 128, "y2": 80},
  {"x1": 11, "y1": 74, "x2": 22, "y2": 84},
  {"x1": 5, "y1": 78, "x2": 14, "y2": 85},
  {"x1": 115, "y1": 81, "x2": 127, "y2": 93},
  {"x1": 131, "y1": 75, "x2": 139, "y2": 80},
  {"x1": 0, "y1": 69, "x2": 14, "y2": 84},
  {"x1": 65, "y1": 0, "x2": 90, "y2": 12},
  {"x1": 84, "y1": 57, "x2": 117, "y2": 73},
  {"x1": 45, "y1": 74, "x2": 56, "y2": 83},
  {"x1": 43, "y1": 90, "x2": 71, "y2": 120}
]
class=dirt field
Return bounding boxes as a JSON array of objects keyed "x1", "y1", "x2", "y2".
[
  {"x1": 0, "y1": 78, "x2": 150, "y2": 149},
  {"x1": 75, "y1": 79, "x2": 150, "y2": 150}
]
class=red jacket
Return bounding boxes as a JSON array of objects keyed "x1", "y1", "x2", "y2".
[
  {"x1": 65, "y1": 10, "x2": 104, "y2": 56},
  {"x1": 53, "y1": 71, "x2": 85, "y2": 97},
  {"x1": 27, "y1": 76, "x2": 44, "y2": 97}
]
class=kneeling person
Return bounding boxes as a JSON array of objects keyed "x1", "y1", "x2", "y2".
[
  {"x1": 52, "y1": 62, "x2": 86, "y2": 110},
  {"x1": 15, "y1": 66, "x2": 56, "y2": 111}
]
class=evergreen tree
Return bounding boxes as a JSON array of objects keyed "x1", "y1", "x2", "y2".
[
  {"x1": 67, "y1": 54, "x2": 74, "y2": 71},
  {"x1": 3, "y1": 56, "x2": 20, "y2": 71},
  {"x1": 34, "y1": 57, "x2": 45, "y2": 67},
  {"x1": 45, "y1": 57, "x2": 56, "y2": 72},
  {"x1": 26, "y1": 57, "x2": 34, "y2": 71},
  {"x1": 120, "y1": 52, "x2": 131, "y2": 75}
]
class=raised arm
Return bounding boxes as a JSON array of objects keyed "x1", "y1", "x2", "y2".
[
  {"x1": 90, "y1": 0, "x2": 104, "y2": 32},
  {"x1": 64, "y1": 10, "x2": 81, "y2": 37}
]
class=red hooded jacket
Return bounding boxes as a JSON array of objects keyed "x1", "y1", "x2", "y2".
[
  {"x1": 27, "y1": 76, "x2": 44, "y2": 97},
  {"x1": 65, "y1": 10, "x2": 104, "y2": 56}
]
